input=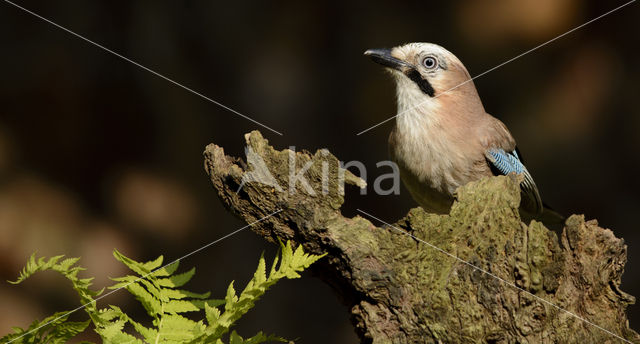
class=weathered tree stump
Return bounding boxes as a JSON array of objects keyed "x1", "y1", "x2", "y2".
[{"x1": 204, "y1": 131, "x2": 639, "y2": 344}]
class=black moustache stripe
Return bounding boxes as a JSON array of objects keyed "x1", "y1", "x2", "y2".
[{"x1": 405, "y1": 69, "x2": 435, "y2": 97}]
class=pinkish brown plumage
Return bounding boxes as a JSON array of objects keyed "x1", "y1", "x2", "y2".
[{"x1": 365, "y1": 43, "x2": 561, "y2": 224}]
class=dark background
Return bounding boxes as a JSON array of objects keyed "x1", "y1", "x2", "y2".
[{"x1": 1, "y1": 1, "x2": 639, "y2": 343}]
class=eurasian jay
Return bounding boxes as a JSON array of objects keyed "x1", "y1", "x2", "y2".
[{"x1": 365, "y1": 42, "x2": 563, "y2": 225}]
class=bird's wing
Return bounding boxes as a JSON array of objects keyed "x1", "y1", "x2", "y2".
[{"x1": 485, "y1": 147, "x2": 543, "y2": 215}]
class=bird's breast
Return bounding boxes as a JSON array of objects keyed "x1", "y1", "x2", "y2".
[{"x1": 390, "y1": 110, "x2": 489, "y2": 197}]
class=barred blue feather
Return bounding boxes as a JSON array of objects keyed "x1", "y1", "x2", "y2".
[{"x1": 485, "y1": 148, "x2": 543, "y2": 215}]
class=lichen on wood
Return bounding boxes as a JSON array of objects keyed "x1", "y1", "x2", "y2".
[{"x1": 204, "y1": 131, "x2": 639, "y2": 344}]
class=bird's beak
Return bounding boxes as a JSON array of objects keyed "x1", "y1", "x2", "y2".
[{"x1": 364, "y1": 48, "x2": 410, "y2": 71}]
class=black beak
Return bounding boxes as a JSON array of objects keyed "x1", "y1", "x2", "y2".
[{"x1": 364, "y1": 48, "x2": 410, "y2": 70}]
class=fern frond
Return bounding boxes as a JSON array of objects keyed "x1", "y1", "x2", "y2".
[
  {"x1": 9, "y1": 254, "x2": 62, "y2": 284},
  {"x1": 2, "y1": 241, "x2": 324, "y2": 344},
  {"x1": 6, "y1": 253, "x2": 102, "y2": 321},
  {"x1": 201, "y1": 241, "x2": 326, "y2": 342},
  {"x1": 0, "y1": 311, "x2": 89, "y2": 344},
  {"x1": 272, "y1": 241, "x2": 326, "y2": 280}
]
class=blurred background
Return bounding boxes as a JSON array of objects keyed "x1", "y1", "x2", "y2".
[{"x1": 1, "y1": 0, "x2": 639, "y2": 342}]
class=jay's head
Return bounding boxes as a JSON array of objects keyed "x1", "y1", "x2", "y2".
[{"x1": 365, "y1": 43, "x2": 476, "y2": 104}]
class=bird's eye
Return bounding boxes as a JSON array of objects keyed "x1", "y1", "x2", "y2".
[{"x1": 422, "y1": 56, "x2": 438, "y2": 69}]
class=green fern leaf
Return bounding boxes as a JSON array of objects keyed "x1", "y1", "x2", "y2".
[
  {"x1": 268, "y1": 252, "x2": 280, "y2": 281},
  {"x1": 9, "y1": 254, "x2": 61, "y2": 284},
  {"x1": 3, "y1": 241, "x2": 324, "y2": 344},
  {"x1": 157, "y1": 267, "x2": 196, "y2": 288},
  {"x1": 4, "y1": 252, "x2": 103, "y2": 340},
  {"x1": 200, "y1": 241, "x2": 325, "y2": 342},
  {"x1": 223, "y1": 281, "x2": 239, "y2": 312},
  {"x1": 113, "y1": 249, "x2": 157, "y2": 276},
  {"x1": 127, "y1": 317, "x2": 158, "y2": 343},
  {"x1": 137, "y1": 278, "x2": 164, "y2": 301},
  {"x1": 108, "y1": 275, "x2": 139, "y2": 289},
  {"x1": 123, "y1": 282, "x2": 162, "y2": 316},
  {"x1": 153, "y1": 314, "x2": 205, "y2": 343},
  {"x1": 152, "y1": 260, "x2": 180, "y2": 277},
  {"x1": 44, "y1": 320, "x2": 91, "y2": 344},
  {"x1": 205, "y1": 302, "x2": 221, "y2": 325},
  {"x1": 253, "y1": 254, "x2": 267, "y2": 285},
  {"x1": 98, "y1": 324, "x2": 144, "y2": 344},
  {"x1": 161, "y1": 288, "x2": 211, "y2": 300},
  {"x1": 229, "y1": 330, "x2": 244, "y2": 344},
  {"x1": 143, "y1": 254, "x2": 165, "y2": 271},
  {"x1": 164, "y1": 299, "x2": 203, "y2": 313},
  {"x1": 244, "y1": 331, "x2": 287, "y2": 344},
  {"x1": 0, "y1": 311, "x2": 90, "y2": 344},
  {"x1": 192, "y1": 299, "x2": 225, "y2": 309},
  {"x1": 226, "y1": 330, "x2": 287, "y2": 344}
]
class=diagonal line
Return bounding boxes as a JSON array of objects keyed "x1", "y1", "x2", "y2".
[
  {"x1": 357, "y1": 0, "x2": 637, "y2": 136},
  {"x1": 356, "y1": 209, "x2": 633, "y2": 344},
  {"x1": 6, "y1": 209, "x2": 283, "y2": 344},
  {"x1": 3, "y1": 0, "x2": 284, "y2": 136}
]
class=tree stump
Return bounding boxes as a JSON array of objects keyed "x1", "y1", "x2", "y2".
[{"x1": 203, "y1": 131, "x2": 639, "y2": 344}]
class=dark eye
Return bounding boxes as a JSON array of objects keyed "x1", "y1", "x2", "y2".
[{"x1": 422, "y1": 56, "x2": 438, "y2": 69}]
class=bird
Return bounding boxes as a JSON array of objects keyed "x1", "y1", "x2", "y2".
[{"x1": 364, "y1": 42, "x2": 563, "y2": 226}]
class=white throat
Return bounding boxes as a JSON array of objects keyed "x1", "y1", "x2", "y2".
[{"x1": 394, "y1": 73, "x2": 441, "y2": 136}]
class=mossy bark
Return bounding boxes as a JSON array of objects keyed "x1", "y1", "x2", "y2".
[{"x1": 204, "y1": 131, "x2": 639, "y2": 344}]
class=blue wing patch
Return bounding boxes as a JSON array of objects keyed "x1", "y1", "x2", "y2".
[
  {"x1": 486, "y1": 148, "x2": 543, "y2": 215},
  {"x1": 487, "y1": 148, "x2": 525, "y2": 175}
]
